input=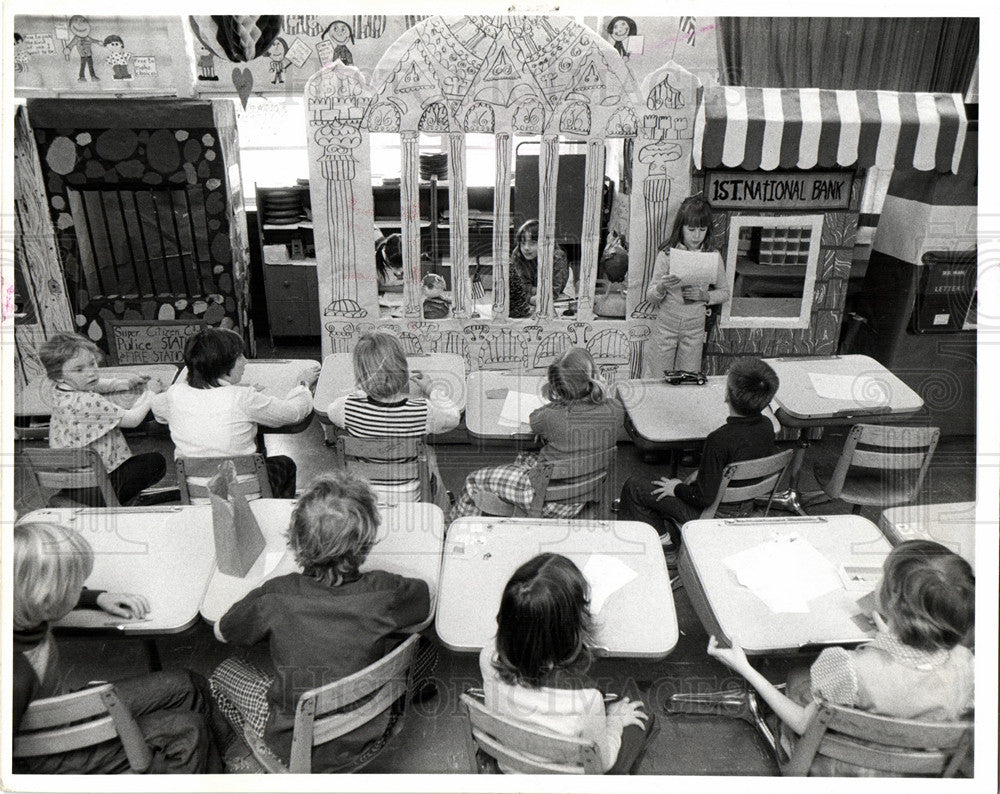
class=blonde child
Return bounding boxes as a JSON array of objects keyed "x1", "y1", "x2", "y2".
[
  {"x1": 39, "y1": 332, "x2": 166, "y2": 506},
  {"x1": 12, "y1": 521, "x2": 235, "y2": 773},
  {"x1": 708, "y1": 539, "x2": 975, "y2": 776},
  {"x1": 480, "y1": 553, "x2": 653, "y2": 773},
  {"x1": 209, "y1": 472, "x2": 436, "y2": 772},
  {"x1": 152, "y1": 327, "x2": 317, "y2": 498},
  {"x1": 326, "y1": 331, "x2": 460, "y2": 508},
  {"x1": 647, "y1": 196, "x2": 729, "y2": 373},
  {"x1": 450, "y1": 347, "x2": 623, "y2": 520}
]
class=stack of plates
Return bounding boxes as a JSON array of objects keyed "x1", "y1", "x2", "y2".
[
  {"x1": 419, "y1": 153, "x2": 448, "y2": 180},
  {"x1": 260, "y1": 187, "x2": 305, "y2": 225}
]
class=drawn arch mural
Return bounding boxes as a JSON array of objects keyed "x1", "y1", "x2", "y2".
[{"x1": 303, "y1": 15, "x2": 697, "y2": 380}]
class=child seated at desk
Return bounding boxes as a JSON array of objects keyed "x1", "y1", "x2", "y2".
[
  {"x1": 325, "y1": 331, "x2": 459, "y2": 509},
  {"x1": 617, "y1": 357, "x2": 778, "y2": 554},
  {"x1": 151, "y1": 328, "x2": 316, "y2": 498},
  {"x1": 479, "y1": 553, "x2": 653, "y2": 773},
  {"x1": 39, "y1": 332, "x2": 167, "y2": 506},
  {"x1": 450, "y1": 347, "x2": 622, "y2": 520},
  {"x1": 708, "y1": 540, "x2": 975, "y2": 776},
  {"x1": 209, "y1": 472, "x2": 437, "y2": 772},
  {"x1": 12, "y1": 521, "x2": 236, "y2": 774}
]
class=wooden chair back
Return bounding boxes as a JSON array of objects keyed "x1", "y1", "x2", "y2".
[
  {"x1": 20, "y1": 448, "x2": 119, "y2": 507},
  {"x1": 782, "y1": 701, "x2": 974, "y2": 777},
  {"x1": 176, "y1": 454, "x2": 273, "y2": 504},
  {"x1": 471, "y1": 446, "x2": 617, "y2": 519},
  {"x1": 823, "y1": 424, "x2": 940, "y2": 505},
  {"x1": 699, "y1": 448, "x2": 795, "y2": 519},
  {"x1": 460, "y1": 691, "x2": 601, "y2": 774},
  {"x1": 13, "y1": 683, "x2": 153, "y2": 773},
  {"x1": 334, "y1": 436, "x2": 432, "y2": 504},
  {"x1": 246, "y1": 634, "x2": 419, "y2": 774}
]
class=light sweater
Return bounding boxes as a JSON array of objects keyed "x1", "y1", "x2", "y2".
[
  {"x1": 151, "y1": 381, "x2": 312, "y2": 458},
  {"x1": 478, "y1": 642, "x2": 625, "y2": 772}
]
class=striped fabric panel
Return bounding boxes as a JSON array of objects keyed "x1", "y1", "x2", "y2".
[
  {"x1": 695, "y1": 87, "x2": 967, "y2": 174},
  {"x1": 343, "y1": 395, "x2": 428, "y2": 437}
]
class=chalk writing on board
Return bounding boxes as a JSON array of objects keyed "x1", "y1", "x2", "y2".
[{"x1": 106, "y1": 320, "x2": 205, "y2": 365}]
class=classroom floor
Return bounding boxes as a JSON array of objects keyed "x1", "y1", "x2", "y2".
[{"x1": 39, "y1": 338, "x2": 977, "y2": 776}]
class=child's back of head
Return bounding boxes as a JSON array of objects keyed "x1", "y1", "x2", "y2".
[
  {"x1": 14, "y1": 522, "x2": 94, "y2": 631},
  {"x1": 493, "y1": 553, "x2": 593, "y2": 687},
  {"x1": 39, "y1": 333, "x2": 100, "y2": 381},
  {"x1": 184, "y1": 327, "x2": 245, "y2": 388},
  {"x1": 726, "y1": 357, "x2": 779, "y2": 416},
  {"x1": 287, "y1": 472, "x2": 380, "y2": 587},
  {"x1": 879, "y1": 540, "x2": 974, "y2": 652},
  {"x1": 543, "y1": 347, "x2": 607, "y2": 406},
  {"x1": 352, "y1": 332, "x2": 409, "y2": 400}
]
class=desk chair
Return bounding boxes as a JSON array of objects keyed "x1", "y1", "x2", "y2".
[
  {"x1": 781, "y1": 701, "x2": 973, "y2": 777},
  {"x1": 176, "y1": 455, "x2": 273, "y2": 504},
  {"x1": 243, "y1": 635, "x2": 419, "y2": 774},
  {"x1": 13, "y1": 683, "x2": 153, "y2": 773},
  {"x1": 460, "y1": 690, "x2": 602, "y2": 774},
  {"x1": 810, "y1": 425, "x2": 940, "y2": 514},
  {"x1": 333, "y1": 436, "x2": 433, "y2": 504},
  {"x1": 700, "y1": 448, "x2": 795, "y2": 519},
  {"x1": 471, "y1": 446, "x2": 617, "y2": 520},
  {"x1": 20, "y1": 448, "x2": 120, "y2": 507}
]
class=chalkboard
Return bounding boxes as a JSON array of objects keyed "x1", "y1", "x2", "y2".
[{"x1": 105, "y1": 319, "x2": 207, "y2": 365}]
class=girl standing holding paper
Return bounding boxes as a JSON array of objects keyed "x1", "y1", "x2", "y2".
[{"x1": 647, "y1": 196, "x2": 729, "y2": 373}]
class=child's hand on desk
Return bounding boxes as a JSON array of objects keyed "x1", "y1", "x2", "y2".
[
  {"x1": 144, "y1": 377, "x2": 163, "y2": 394},
  {"x1": 96, "y1": 592, "x2": 151, "y2": 619},
  {"x1": 298, "y1": 363, "x2": 321, "y2": 389},
  {"x1": 249, "y1": 383, "x2": 265, "y2": 393},
  {"x1": 706, "y1": 635, "x2": 751, "y2": 675},
  {"x1": 125, "y1": 374, "x2": 150, "y2": 390},
  {"x1": 606, "y1": 696, "x2": 648, "y2": 728},
  {"x1": 651, "y1": 477, "x2": 681, "y2": 500},
  {"x1": 410, "y1": 371, "x2": 431, "y2": 396}
]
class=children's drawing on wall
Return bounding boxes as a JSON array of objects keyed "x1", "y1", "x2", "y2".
[
  {"x1": 606, "y1": 16, "x2": 639, "y2": 60},
  {"x1": 63, "y1": 15, "x2": 102, "y2": 81},
  {"x1": 194, "y1": 39, "x2": 218, "y2": 81},
  {"x1": 318, "y1": 19, "x2": 354, "y2": 66},
  {"x1": 103, "y1": 34, "x2": 131, "y2": 80},
  {"x1": 267, "y1": 37, "x2": 290, "y2": 84},
  {"x1": 189, "y1": 15, "x2": 283, "y2": 102},
  {"x1": 13, "y1": 33, "x2": 29, "y2": 73}
]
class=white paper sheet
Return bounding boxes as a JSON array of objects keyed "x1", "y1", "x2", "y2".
[
  {"x1": 723, "y1": 536, "x2": 843, "y2": 614},
  {"x1": 582, "y1": 555, "x2": 638, "y2": 614},
  {"x1": 497, "y1": 391, "x2": 546, "y2": 428},
  {"x1": 808, "y1": 372, "x2": 888, "y2": 404},
  {"x1": 668, "y1": 249, "x2": 720, "y2": 286}
]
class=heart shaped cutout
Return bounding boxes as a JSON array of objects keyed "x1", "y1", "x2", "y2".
[{"x1": 232, "y1": 67, "x2": 253, "y2": 108}]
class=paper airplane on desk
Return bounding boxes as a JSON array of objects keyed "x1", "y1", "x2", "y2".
[{"x1": 208, "y1": 460, "x2": 265, "y2": 578}]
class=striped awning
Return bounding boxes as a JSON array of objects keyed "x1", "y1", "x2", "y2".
[{"x1": 693, "y1": 87, "x2": 967, "y2": 174}]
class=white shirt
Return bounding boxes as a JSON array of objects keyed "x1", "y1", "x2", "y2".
[
  {"x1": 151, "y1": 381, "x2": 312, "y2": 458},
  {"x1": 478, "y1": 642, "x2": 623, "y2": 772}
]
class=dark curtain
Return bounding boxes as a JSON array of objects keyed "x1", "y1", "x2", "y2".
[{"x1": 718, "y1": 18, "x2": 978, "y2": 94}]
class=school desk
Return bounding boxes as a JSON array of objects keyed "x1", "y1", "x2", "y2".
[
  {"x1": 436, "y1": 517, "x2": 678, "y2": 658},
  {"x1": 762, "y1": 355, "x2": 924, "y2": 515},
  {"x1": 618, "y1": 377, "x2": 780, "y2": 469},
  {"x1": 19, "y1": 506, "x2": 218, "y2": 671},
  {"x1": 199, "y1": 500, "x2": 445, "y2": 632},
  {"x1": 312, "y1": 351, "x2": 467, "y2": 418},
  {"x1": 14, "y1": 364, "x2": 180, "y2": 440},
  {"x1": 464, "y1": 370, "x2": 548, "y2": 443},
  {"x1": 176, "y1": 358, "x2": 321, "y2": 437},
  {"x1": 880, "y1": 501, "x2": 976, "y2": 571},
  {"x1": 678, "y1": 515, "x2": 891, "y2": 655}
]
